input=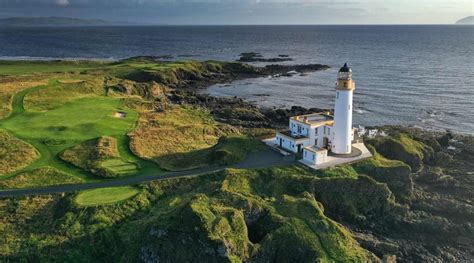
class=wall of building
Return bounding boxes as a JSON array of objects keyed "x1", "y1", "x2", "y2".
[
  {"x1": 303, "y1": 149, "x2": 328, "y2": 165},
  {"x1": 289, "y1": 120, "x2": 310, "y2": 137},
  {"x1": 303, "y1": 150, "x2": 316, "y2": 164},
  {"x1": 276, "y1": 135, "x2": 311, "y2": 153}
]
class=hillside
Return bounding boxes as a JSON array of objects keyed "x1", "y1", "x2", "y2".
[
  {"x1": 456, "y1": 16, "x2": 474, "y2": 24},
  {"x1": 0, "y1": 17, "x2": 113, "y2": 26}
]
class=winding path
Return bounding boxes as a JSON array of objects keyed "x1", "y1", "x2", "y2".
[{"x1": 0, "y1": 150, "x2": 295, "y2": 197}]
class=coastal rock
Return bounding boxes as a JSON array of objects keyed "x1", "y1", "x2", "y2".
[{"x1": 237, "y1": 52, "x2": 293, "y2": 62}]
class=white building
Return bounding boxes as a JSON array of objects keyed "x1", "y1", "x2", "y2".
[{"x1": 269, "y1": 63, "x2": 371, "y2": 169}]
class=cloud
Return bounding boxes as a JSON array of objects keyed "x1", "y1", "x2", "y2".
[{"x1": 56, "y1": 0, "x2": 70, "y2": 6}]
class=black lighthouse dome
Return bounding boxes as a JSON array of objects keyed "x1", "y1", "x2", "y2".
[{"x1": 339, "y1": 63, "x2": 351, "y2": 73}]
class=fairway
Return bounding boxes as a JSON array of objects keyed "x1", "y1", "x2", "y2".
[
  {"x1": 2, "y1": 97, "x2": 138, "y2": 144},
  {"x1": 74, "y1": 186, "x2": 140, "y2": 206}
]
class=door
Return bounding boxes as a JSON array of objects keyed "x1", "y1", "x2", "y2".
[
  {"x1": 297, "y1": 144, "x2": 302, "y2": 153},
  {"x1": 279, "y1": 138, "x2": 282, "y2": 147}
]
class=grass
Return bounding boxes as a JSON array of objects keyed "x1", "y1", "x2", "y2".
[
  {"x1": 0, "y1": 84, "x2": 147, "y2": 180},
  {"x1": 0, "y1": 167, "x2": 396, "y2": 261},
  {"x1": 0, "y1": 59, "x2": 255, "y2": 187},
  {"x1": 74, "y1": 186, "x2": 140, "y2": 206},
  {"x1": 100, "y1": 159, "x2": 138, "y2": 175},
  {"x1": 0, "y1": 60, "x2": 106, "y2": 75},
  {"x1": 0, "y1": 129, "x2": 39, "y2": 177},
  {"x1": 0, "y1": 167, "x2": 84, "y2": 189},
  {"x1": 60, "y1": 136, "x2": 139, "y2": 178}
]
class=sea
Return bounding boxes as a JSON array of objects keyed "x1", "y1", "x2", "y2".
[{"x1": 1, "y1": 25, "x2": 473, "y2": 134}]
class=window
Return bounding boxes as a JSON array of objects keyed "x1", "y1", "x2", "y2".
[
  {"x1": 348, "y1": 104, "x2": 351, "y2": 110},
  {"x1": 297, "y1": 125, "x2": 302, "y2": 133},
  {"x1": 336, "y1": 92, "x2": 339, "y2": 99},
  {"x1": 315, "y1": 128, "x2": 318, "y2": 135},
  {"x1": 304, "y1": 151, "x2": 307, "y2": 157}
]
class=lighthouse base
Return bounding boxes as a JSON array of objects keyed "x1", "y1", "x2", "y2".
[
  {"x1": 329, "y1": 146, "x2": 362, "y2": 158},
  {"x1": 299, "y1": 143, "x2": 372, "y2": 170}
]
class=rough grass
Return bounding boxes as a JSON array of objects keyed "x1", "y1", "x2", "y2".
[
  {"x1": 0, "y1": 167, "x2": 83, "y2": 189},
  {"x1": 60, "y1": 136, "x2": 138, "y2": 178},
  {"x1": 74, "y1": 186, "x2": 140, "y2": 206},
  {"x1": 129, "y1": 106, "x2": 222, "y2": 170},
  {"x1": 0, "y1": 76, "x2": 49, "y2": 118},
  {"x1": 23, "y1": 78, "x2": 104, "y2": 111},
  {"x1": 129, "y1": 105, "x2": 265, "y2": 171},
  {"x1": 0, "y1": 129, "x2": 39, "y2": 177}
]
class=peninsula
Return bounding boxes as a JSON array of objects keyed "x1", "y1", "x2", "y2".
[{"x1": 0, "y1": 58, "x2": 472, "y2": 262}]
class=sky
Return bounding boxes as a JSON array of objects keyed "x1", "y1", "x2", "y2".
[{"x1": 0, "y1": 0, "x2": 472, "y2": 25}]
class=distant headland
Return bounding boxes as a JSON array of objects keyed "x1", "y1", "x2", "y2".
[
  {"x1": 455, "y1": 16, "x2": 474, "y2": 24},
  {"x1": 0, "y1": 17, "x2": 120, "y2": 26}
]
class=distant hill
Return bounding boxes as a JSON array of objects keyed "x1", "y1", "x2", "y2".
[
  {"x1": 456, "y1": 16, "x2": 474, "y2": 24},
  {"x1": 0, "y1": 17, "x2": 115, "y2": 26}
]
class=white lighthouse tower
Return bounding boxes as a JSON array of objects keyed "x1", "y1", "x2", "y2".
[{"x1": 332, "y1": 63, "x2": 355, "y2": 155}]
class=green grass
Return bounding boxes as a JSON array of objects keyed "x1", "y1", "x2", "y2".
[
  {"x1": 100, "y1": 158, "x2": 139, "y2": 175},
  {"x1": 0, "y1": 167, "x2": 84, "y2": 189},
  {"x1": 74, "y1": 186, "x2": 140, "y2": 206},
  {"x1": 0, "y1": 60, "x2": 106, "y2": 75}
]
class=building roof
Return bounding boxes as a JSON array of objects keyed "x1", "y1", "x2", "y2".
[
  {"x1": 291, "y1": 113, "x2": 334, "y2": 126},
  {"x1": 339, "y1": 63, "x2": 351, "y2": 73},
  {"x1": 277, "y1": 130, "x2": 309, "y2": 141},
  {"x1": 304, "y1": 145, "x2": 328, "y2": 153}
]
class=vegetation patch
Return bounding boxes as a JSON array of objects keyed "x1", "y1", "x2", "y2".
[
  {"x1": 0, "y1": 129, "x2": 39, "y2": 177},
  {"x1": 23, "y1": 78, "x2": 104, "y2": 111},
  {"x1": 60, "y1": 136, "x2": 138, "y2": 178},
  {"x1": 74, "y1": 186, "x2": 140, "y2": 206},
  {"x1": 352, "y1": 146, "x2": 413, "y2": 203},
  {"x1": 0, "y1": 167, "x2": 83, "y2": 189},
  {"x1": 368, "y1": 133, "x2": 432, "y2": 171}
]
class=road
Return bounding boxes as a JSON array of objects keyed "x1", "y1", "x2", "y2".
[{"x1": 0, "y1": 149, "x2": 295, "y2": 197}]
